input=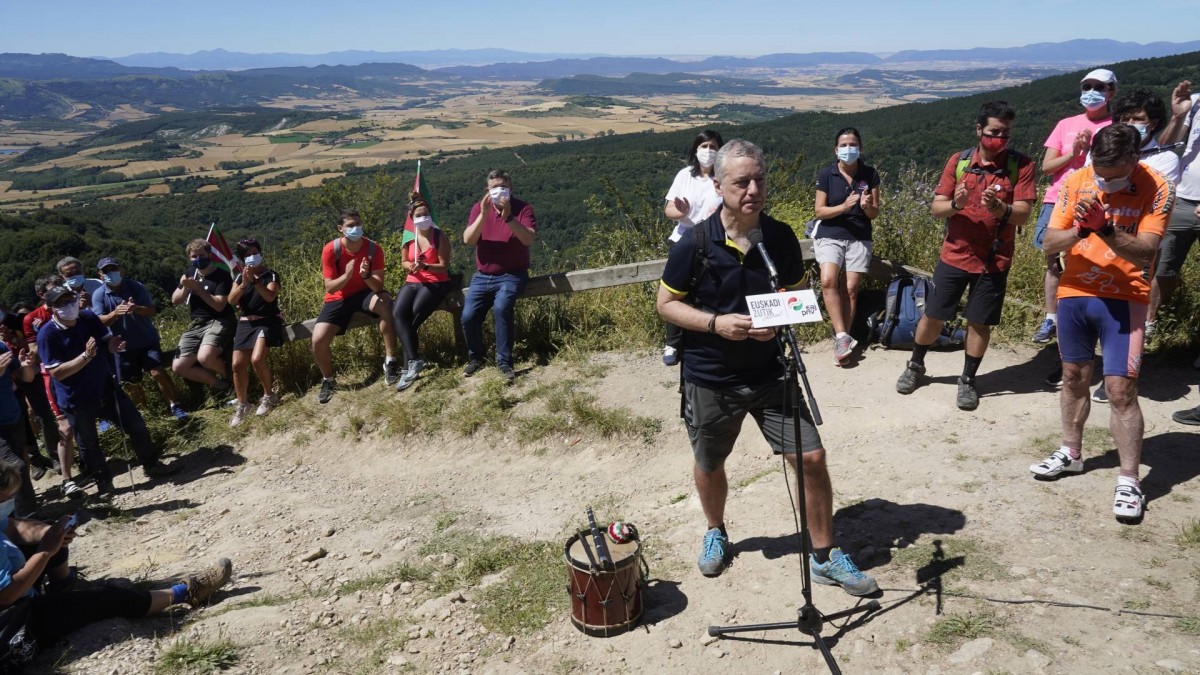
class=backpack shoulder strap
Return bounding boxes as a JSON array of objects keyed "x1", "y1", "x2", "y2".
[
  {"x1": 688, "y1": 222, "x2": 713, "y2": 302},
  {"x1": 332, "y1": 238, "x2": 343, "y2": 276},
  {"x1": 913, "y1": 276, "x2": 928, "y2": 313},
  {"x1": 954, "y1": 148, "x2": 974, "y2": 182}
]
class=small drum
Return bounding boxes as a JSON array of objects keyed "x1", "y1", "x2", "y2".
[{"x1": 565, "y1": 529, "x2": 644, "y2": 637}]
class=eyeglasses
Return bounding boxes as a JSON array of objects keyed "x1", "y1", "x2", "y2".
[{"x1": 1081, "y1": 83, "x2": 1108, "y2": 92}]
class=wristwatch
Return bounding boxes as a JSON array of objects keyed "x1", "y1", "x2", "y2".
[{"x1": 1098, "y1": 223, "x2": 1116, "y2": 238}]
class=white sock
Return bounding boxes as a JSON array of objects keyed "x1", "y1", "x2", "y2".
[
  {"x1": 835, "y1": 332, "x2": 849, "y2": 339},
  {"x1": 1117, "y1": 474, "x2": 1140, "y2": 489},
  {"x1": 385, "y1": 356, "x2": 397, "y2": 365},
  {"x1": 1061, "y1": 445, "x2": 1081, "y2": 460},
  {"x1": 1046, "y1": 313, "x2": 1056, "y2": 322}
]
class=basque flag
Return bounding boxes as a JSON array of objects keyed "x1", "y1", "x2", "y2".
[{"x1": 205, "y1": 222, "x2": 242, "y2": 274}]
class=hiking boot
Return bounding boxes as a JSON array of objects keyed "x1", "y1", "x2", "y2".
[
  {"x1": 1173, "y1": 406, "x2": 1200, "y2": 426},
  {"x1": 956, "y1": 377, "x2": 979, "y2": 411},
  {"x1": 169, "y1": 403, "x2": 189, "y2": 422},
  {"x1": 1113, "y1": 480, "x2": 1145, "y2": 522},
  {"x1": 30, "y1": 464, "x2": 46, "y2": 481},
  {"x1": 662, "y1": 345, "x2": 679, "y2": 366},
  {"x1": 1030, "y1": 449, "x2": 1084, "y2": 480},
  {"x1": 212, "y1": 376, "x2": 232, "y2": 394},
  {"x1": 94, "y1": 476, "x2": 115, "y2": 498},
  {"x1": 61, "y1": 480, "x2": 84, "y2": 500},
  {"x1": 697, "y1": 527, "x2": 730, "y2": 577},
  {"x1": 895, "y1": 361, "x2": 926, "y2": 395},
  {"x1": 811, "y1": 548, "x2": 878, "y2": 596},
  {"x1": 1044, "y1": 366, "x2": 1063, "y2": 389},
  {"x1": 318, "y1": 378, "x2": 336, "y2": 404},
  {"x1": 499, "y1": 365, "x2": 517, "y2": 384},
  {"x1": 1032, "y1": 318, "x2": 1056, "y2": 344},
  {"x1": 833, "y1": 335, "x2": 857, "y2": 365},
  {"x1": 255, "y1": 394, "x2": 279, "y2": 417},
  {"x1": 143, "y1": 460, "x2": 178, "y2": 478},
  {"x1": 179, "y1": 558, "x2": 233, "y2": 606},
  {"x1": 383, "y1": 359, "x2": 402, "y2": 386},
  {"x1": 230, "y1": 402, "x2": 249, "y2": 428},
  {"x1": 1092, "y1": 382, "x2": 1108, "y2": 403},
  {"x1": 463, "y1": 360, "x2": 484, "y2": 377}
]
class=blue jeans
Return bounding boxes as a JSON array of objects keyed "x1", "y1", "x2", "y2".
[
  {"x1": 461, "y1": 271, "x2": 527, "y2": 368},
  {"x1": 64, "y1": 388, "x2": 158, "y2": 481}
]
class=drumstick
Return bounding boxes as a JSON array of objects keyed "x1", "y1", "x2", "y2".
[{"x1": 587, "y1": 506, "x2": 613, "y2": 571}]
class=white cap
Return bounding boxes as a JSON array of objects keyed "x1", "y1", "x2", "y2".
[{"x1": 1081, "y1": 68, "x2": 1117, "y2": 85}]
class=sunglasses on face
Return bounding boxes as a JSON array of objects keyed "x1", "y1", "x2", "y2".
[
  {"x1": 1081, "y1": 83, "x2": 1108, "y2": 92},
  {"x1": 981, "y1": 131, "x2": 1011, "y2": 139}
]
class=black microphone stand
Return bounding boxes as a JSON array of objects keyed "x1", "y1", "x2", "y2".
[{"x1": 707, "y1": 232, "x2": 879, "y2": 674}]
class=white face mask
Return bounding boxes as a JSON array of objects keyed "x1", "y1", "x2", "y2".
[
  {"x1": 243, "y1": 254, "x2": 263, "y2": 268},
  {"x1": 695, "y1": 148, "x2": 717, "y2": 168},
  {"x1": 489, "y1": 186, "x2": 510, "y2": 203},
  {"x1": 55, "y1": 304, "x2": 79, "y2": 322},
  {"x1": 413, "y1": 216, "x2": 433, "y2": 230}
]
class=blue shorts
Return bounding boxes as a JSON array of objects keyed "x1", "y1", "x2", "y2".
[
  {"x1": 1032, "y1": 203, "x2": 1054, "y2": 250},
  {"x1": 1057, "y1": 296, "x2": 1147, "y2": 378}
]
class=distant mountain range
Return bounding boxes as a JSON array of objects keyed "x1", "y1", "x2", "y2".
[{"x1": 104, "y1": 48, "x2": 605, "y2": 71}]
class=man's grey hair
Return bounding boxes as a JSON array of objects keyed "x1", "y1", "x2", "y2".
[
  {"x1": 714, "y1": 139, "x2": 766, "y2": 182},
  {"x1": 56, "y1": 256, "x2": 82, "y2": 273},
  {"x1": 487, "y1": 169, "x2": 510, "y2": 182}
]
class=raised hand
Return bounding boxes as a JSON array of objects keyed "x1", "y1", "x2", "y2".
[
  {"x1": 672, "y1": 196, "x2": 691, "y2": 216},
  {"x1": 84, "y1": 337, "x2": 98, "y2": 358},
  {"x1": 1171, "y1": 80, "x2": 1193, "y2": 118},
  {"x1": 1074, "y1": 198, "x2": 1107, "y2": 234}
]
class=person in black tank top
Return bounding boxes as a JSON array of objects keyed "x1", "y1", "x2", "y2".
[{"x1": 227, "y1": 238, "x2": 283, "y2": 426}]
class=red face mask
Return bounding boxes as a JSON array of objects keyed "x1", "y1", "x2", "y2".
[{"x1": 980, "y1": 135, "x2": 1008, "y2": 153}]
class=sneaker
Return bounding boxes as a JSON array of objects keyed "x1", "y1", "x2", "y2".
[
  {"x1": 697, "y1": 527, "x2": 730, "y2": 577},
  {"x1": 61, "y1": 480, "x2": 84, "y2": 499},
  {"x1": 169, "y1": 403, "x2": 189, "y2": 422},
  {"x1": 255, "y1": 394, "x2": 279, "y2": 417},
  {"x1": 811, "y1": 548, "x2": 878, "y2": 596},
  {"x1": 1142, "y1": 320, "x2": 1156, "y2": 342},
  {"x1": 52, "y1": 458, "x2": 61, "y2": 475},
  {"x1": 98, "y1": 420, "x2": 113, "y2": 434},
  {"x1": 230, "y1": 402, "x2": 249, "y2": 428},
  {"x1": 394, "y1": 360, "x2": 425, "y2": 392},
  {"x1": 179, "y1": 558, "x2": 233, "y2": 606},
  {"x1": 143, "y1": 460, "x2": 179, "y2": 478},
  {"x1": 1032, "y1": 318, "x2": 1057, "y2": 343},
  {"x1": 1092, "y1": 382, "x2": 1108, "y2": 403},
  {"x1": 383, "y1": 359, "x2": 402, "y2": 386},
  {"x1": 30, "y1": 464, "x2": 46, "y2": 481},
  {"x1": 662, "y1": 345, "x2": 679, "y2": 366},
  {"x1": 318, "y1": 378, "x2": 336, "y2": 404},
  {"x1": 1044, "y1": 366, "x2": 1063, "y2": 388},
  {"x1": 1113, "y1": 481, "x2": 1145, "y2": 521},
  {"x1": 499, "y1": 365, "x2": 517, "y2": 384},
  {"x1": 956, "y1": 377, "x2": 979, "y2": 411},
  {"x1": 895, "y1": 361, "x2": 926, "y2": 395},
  {"x1": 1172, "y1": 406, "x2": 1200, "y2": 426},
  {"x1": 212, "y1": 376, "x2": 232, "y2": 394},
  {"x1": 833, "y1": 335, "x2": 857, "y2": 364},
  {"x1": 463, "y1": 360, "x2": 484, "y2": 377},
  {"x1": 1030, "y1": 449, "x2": 1084, "y2": 480}
]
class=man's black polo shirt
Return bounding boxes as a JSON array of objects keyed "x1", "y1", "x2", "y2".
[{"x1": 661, "y1": 209, "x2": 805, "y2": 389}]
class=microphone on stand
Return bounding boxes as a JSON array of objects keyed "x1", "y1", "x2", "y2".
[{"x1": 748, "y1": 229, "x2": 779, "y2": 288}]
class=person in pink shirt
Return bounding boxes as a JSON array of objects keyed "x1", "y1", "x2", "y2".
[{"x1": 1031, "y1": 68, "x2": 1117, "y2": 345}]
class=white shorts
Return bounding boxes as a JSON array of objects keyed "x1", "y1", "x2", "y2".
[{"x1": 813, "y1": 239, "x2": 873, "y2": 274}]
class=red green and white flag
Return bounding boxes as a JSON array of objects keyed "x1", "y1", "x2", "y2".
[
  {"x1": 205, "y1": 222, "x2": 242, "y2": 274},
  {"x1": 401, "y1": 160, "x2": 435, "y2": 247}
]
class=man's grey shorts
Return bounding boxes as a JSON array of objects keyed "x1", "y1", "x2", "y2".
[
  {"x1": 683, "y1": 378, "x2": 822, "y2": 473},
  {"x1": 813, "y1": 238, "x2": 873, "y2": 274},
  {"x1": 1156, "y1": 197, "x2": 1200, "y2": 279},
  {"x1": 177, "y1": 318, "x2": 235, "y2": 357}
]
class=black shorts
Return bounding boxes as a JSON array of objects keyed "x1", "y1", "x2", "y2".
[
  {"x1": 316, "y1": 290, "x2": 380, "y2": 334},
  {"x1": 117, "y1": 344, "x2": 167, "y2": 383},
  {"x1": 926, "y1": 260, "x2": 1008, "y2": 326},
  {"x1": 233, "y1": 318, "x2": 284, "y2": 351}
]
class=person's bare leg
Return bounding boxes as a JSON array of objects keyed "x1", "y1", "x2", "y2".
[
  {"x1": 250, "y1": 338, "x2": 274, "y2": 398},
  {"x1": 1105, "y1": 375, "x2": 1143, "y2": 479},
  {"x1": 913, "y1": 316, "x2": 946, "y2": 346},
  {"x1": 311, "y1": 323, "x2": 339, "y2": 380},
  {"x1": 149, "y1": 368, "x2": 181, "y2": 406},
  {"x1": 232, "y1": 350, "x2": 251, "y2": 405},
  {"x1": 1044, "y1": 253, "x2": 1061, "y2": 314},
  {"x1": 371, "y1": 295, "x2": 399, "y2": 359},
  {"x1": 145, "y1": 589, "x2": 173, "y2": 615},
  {"x1": 172, "y1": 355, "x2": 215, "y2": 387},
  {"x1": 845, "y1": 271, "x2": 867, "y2": 330},
  {"x1": 1061, "y1": 361, "x2": 1093, "y2": 451},
  {"x1": 694, "y1": 464, "x2": 728, "y2": 530},
  {"x1": 786, "y1": 450, "x2": 833, "y2": 548},
  {"x1": 197, "y1": 345, "x2": 227, "y2": 378},
  {"x1": 820, "y1": 263, "x2": 848, "y2": 335}
]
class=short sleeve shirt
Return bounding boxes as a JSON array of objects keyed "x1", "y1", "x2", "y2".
[
  {"x1": 467, "y1": 198, "x2": 537, "y2": 275},
  {"x1": 322, "y1": 238, "x2": 385, "y2": 302},
  {"x1": 813, "y1": 162, "x2": 880, "y2": 241},
  {"x1": 1177, "y1": 93, "x2": 1200, "y2": 200},
  {"x1": 0, "y1": 534, "x2": 33, "y2": 598},
  {"x1": 35, "y1": 311, "x2": 113, "y2": 410},
  {"x1": 1049, "y1": 164, "x2": 1173, "y2": 303},
  {"x1": 660, "y1": 210, "x2": 805, "y2": 389},
  {"x1": 91, "y1": 279, "x2": 160, "y2": 351},
  {"x1": 934, "y1": 148, "x2": 1037, "y2": 274},
  {"x1": 22, "y1": 307, "x2": 51, "y2": 345},
  {"x1": 1042, "y1": 113, "x2": 1114, "y2": 204},
  {"x1": 179, "y1": 268, "x2": 235, "y2": 321},
  {"x1": 664, "y1": 167, "x2": 723, "y2": 241},
  {"x1": 0, "y1": 343, "x2": 21, "y2": 426}
]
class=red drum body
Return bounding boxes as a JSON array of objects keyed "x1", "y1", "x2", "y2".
[{"x1": 564, "y1": 530, "x2": 643, "y2": 637}]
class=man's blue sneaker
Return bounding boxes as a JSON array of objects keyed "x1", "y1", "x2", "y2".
[
  {"x1": 98, "y1": 420, "x2": 113, "y2": 433},
  {"x1": 811, "y1": 548, "x2": 878, "y2": 596},
  {"x1": 1032, "y1": 318, "x2": 1056, "y2": 344},
  {"x1": 697, "y1": 527, "x2": 730, "y2": 577},
  {"x1": 169, "y1": 403, "x2": 189, "y2": 422}
]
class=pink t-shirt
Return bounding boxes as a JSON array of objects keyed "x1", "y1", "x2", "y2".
[{"x1": 1042, "y1": 113, "x2": 1113, "y2": 204}]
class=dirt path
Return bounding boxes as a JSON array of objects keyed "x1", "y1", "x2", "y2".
[{"x1": 29, "y1": 342, "x2": 1200, "y2": 674}]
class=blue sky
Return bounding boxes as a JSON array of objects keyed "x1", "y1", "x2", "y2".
[{"x1": 3, "y1": 0, "x2": 1199, "y2": 57}]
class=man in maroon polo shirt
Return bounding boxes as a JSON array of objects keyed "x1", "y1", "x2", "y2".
[
  {"x1": 895, "y1": 100, "x2": 1036, "y2": 410},
  {"x1": 460, "y1": 169, "x2": 538, "y2": 383}
]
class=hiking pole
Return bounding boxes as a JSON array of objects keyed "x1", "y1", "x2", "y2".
[{"x1": 110, "y1": 350, "x2": 137, "y2": 493}]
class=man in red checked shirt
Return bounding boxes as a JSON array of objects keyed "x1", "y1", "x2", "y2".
[{"x1": 895, "y1": 100, "x2": 1036, "y2": 411}]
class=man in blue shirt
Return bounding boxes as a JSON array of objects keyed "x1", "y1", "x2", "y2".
[
  {"x1": 0, "y1": 341, "x2": 39, "y2": 516},
  {"x1": 36, "y1": 286, "x2": 176, "y2": 496},
  {"x1": 91, "y1": 258, "x2": 188, "y2": 422}
]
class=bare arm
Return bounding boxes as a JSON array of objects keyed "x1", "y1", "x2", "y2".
[
  {"x1": 323, "y1": 265, "x2": 354, "y2": 294},
  {"x1": 1103, "y1": 230, "x2": 1161, "y2": 267},
  {"x1": 861, "y1": 186, "x2": 881, "y2": 220},
  {"x1": 655, "y1": 286, "x2": 775, "y2": 342},
  {"x1": 1158, "y1": 81, "x2": 1193, "y2": 145},
  {"x1": 1041, "y1": 147, "x2": 1074, "y2": 176},
  {"x1": 664, "y1": 200, "x2": 687, "y2": 221},
  {"x1": 463, "y1": 194, "x2": 489, "y2": 245}
]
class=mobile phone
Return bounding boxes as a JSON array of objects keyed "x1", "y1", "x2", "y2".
[{"x1": 65, "y1": 514, "x2": 78, "y2": 529}]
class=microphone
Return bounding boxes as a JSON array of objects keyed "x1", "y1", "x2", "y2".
[{"x1": 748, "y1": 229, "x2": 779, "y2": 288}]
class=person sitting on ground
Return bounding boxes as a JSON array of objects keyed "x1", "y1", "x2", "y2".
[
  {"x1": 0, "y1": 465, "x2": 232, "y2": 670},
  {"x1": 0, "y1": 340, "x2": 39, "y2": 516},
  {"x1": 812, "y1": 126, "x2": 882, "y2": 365},
  {"x1": 170, "y1": 240, "x2": 236, "y2": 396},
  {"x1": 1030, "y1": 125, "x2": 1172, "y2": 523},
  {"x1": 661, "y1": 129, "x2": 724, "y2": 366},
  {"x1": 312, "y1": 209, "x2": 400, "y2": 403},
  {"x1": 227, "y1": 239, "x2": 283, "y2": 427},
  {"x1": 895, "y1": 100, "x2": 1035, "y2": 411},
  {"x1": 393, "y1": 195, "x2": 453, "y2": 392},
  {"x1": 36, "y1": 286, "x2": 176, "y2": 496},
  {"x1": 91, "y1": 257, "x2": 189, "y2": 422},
  {"x1": 0, "y1": 468, "x2": 77, "y2": 595}
]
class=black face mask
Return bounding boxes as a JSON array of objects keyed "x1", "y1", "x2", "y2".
[{"x1": 191, "y1": 257, "x2": 212, "y2": 271}]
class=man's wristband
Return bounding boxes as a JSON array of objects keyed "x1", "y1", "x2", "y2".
[
  {"x1": 950, "y1": 200, "x2": 963, "y2": 211},
  {"x1": 707, "y1": 314, "x2": 719, "y2": 334},
  {"x1": 1098, "y1": 223, "x2": 1116, "y2": 238}
]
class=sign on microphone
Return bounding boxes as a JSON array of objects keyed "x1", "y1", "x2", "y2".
[{"x1": 746, "y1": 289, "x2": 823, "y2": 328}]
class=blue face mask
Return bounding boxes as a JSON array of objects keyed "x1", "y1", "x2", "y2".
[
  {"x1": 64, "y1": 274, "x2": 85, "y2": 290},
  {"x1": 1129, "y1": 122, "x2": 1151, "y2": 142},
  {"x1": 102, "y1": 271, "x2": 122, "y2": 287},
  {"x1": 1080, "y1": 90, "x2": 1107, "y2": 111},
  {"x1": 344, "y1": 226, "x2": 364, "y2": 242},
  {"x1": 836, "y1": 146, "x2": 860, "y2": 164}
]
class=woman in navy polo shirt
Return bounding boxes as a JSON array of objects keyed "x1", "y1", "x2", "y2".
[{"x1": 812, "y1": 127, "x2": 881, "y2": 365}]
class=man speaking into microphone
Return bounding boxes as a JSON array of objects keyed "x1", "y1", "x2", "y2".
[{"x1": 656, "y1": 139, "x2": 877, "y2": 595}]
